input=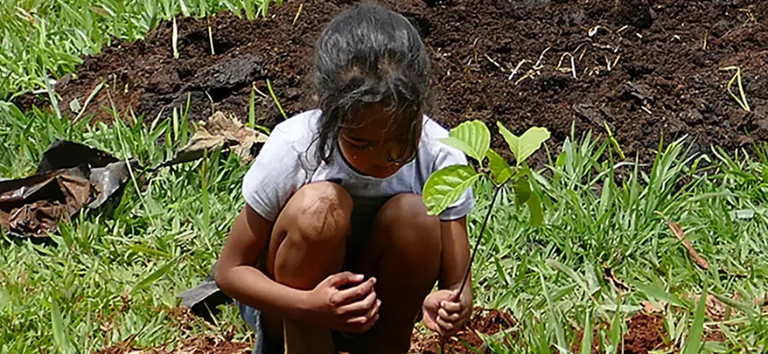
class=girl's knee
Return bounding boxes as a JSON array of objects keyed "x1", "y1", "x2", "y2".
[
  {"x1": 283, "y1": 182, "x2": 354, "y2": 244},
  {"x1": 376, "y1": 193, "x2": 441, "y2": 256}
]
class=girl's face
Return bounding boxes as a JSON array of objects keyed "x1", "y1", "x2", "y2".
[{"x1": 338, "y1": 103, "x2": 421, "y2": 178}]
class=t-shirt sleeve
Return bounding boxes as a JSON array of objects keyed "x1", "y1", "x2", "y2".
[
  {"x1": 241, "y1": 127, "x2": 305, "y2": 222},
  {"x1": 432, "y1": 147, "x2": 476, "y2": 221}
]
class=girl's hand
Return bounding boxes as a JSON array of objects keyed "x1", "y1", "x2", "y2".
[
  {"x1": 422, "y1": 289, "x2": 472, "y2": 337},
  {"x1": 302, "y1": 272, "x2": 380, "y2": 334}
]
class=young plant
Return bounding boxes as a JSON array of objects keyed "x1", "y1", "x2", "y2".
[{"x1": 422, "y1": 120, "x2": 550, "y2": 352}]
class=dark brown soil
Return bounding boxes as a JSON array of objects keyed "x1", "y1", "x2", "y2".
[{"x1": 19, "y1": 0, "x2": 767, "y2": 163}]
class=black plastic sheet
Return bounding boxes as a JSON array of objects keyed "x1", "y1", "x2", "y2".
[{"x1": 0, "y1": 140, "x2": 135, "y2": 237}]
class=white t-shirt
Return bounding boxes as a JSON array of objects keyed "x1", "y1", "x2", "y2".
[{"x1": 242, "y1": 109, "x2": 475, "y2": 223}]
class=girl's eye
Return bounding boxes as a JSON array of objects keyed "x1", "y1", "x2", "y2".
[
  {"x1": 388, "y1": 145, "x2": 417, "y2": 164},
  {"x1": 351, "y1": 142, "x2": 372, "y2": 150},
  {"x1": 348, "y1": 141, "x2": 372, "y2": 150}
]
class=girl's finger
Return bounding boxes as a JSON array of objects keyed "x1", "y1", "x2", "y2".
[
  {"x1": 332, "y1": 277, "x2": 376, "y2": 306},
  {"x1": 336, "y1": 290, "x2": 377, "y2": 315},
  {"x1": 440, "y1": 300, "x2": 463, "y2": 313},
  {"x1": 423, "y1": 317, "x2": 440, "y2": 333},
  {"x1": 438, "y1": 308, "x2": 460, "y2": 322},
  {"x1": 436, "y1": 316, "x2": 455, "y2": 334}
]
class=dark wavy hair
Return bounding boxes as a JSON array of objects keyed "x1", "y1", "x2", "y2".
[{"x1": 310, "y1": 3, "x2": 432, "y2": 165}]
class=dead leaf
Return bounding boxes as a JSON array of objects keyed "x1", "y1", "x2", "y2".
[
  {"x1": 165, "y1": 111, "x2": 269, "y2": 167},
  {"x1": 641, "y1": 300, "x2": 667, "y2": 314},
  {"x1": 692, "y1": 294, "x2": 728, "y2": 321},
  {"x1": 666, "y1": 221, "x2": 710, "y2": 270},
  {"x1": 599, "y1": 258, "x2": 631, "y2": 293}
]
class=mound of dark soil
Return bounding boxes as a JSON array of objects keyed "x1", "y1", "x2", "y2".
[{"x1": 20, "y1": 0, "x2": 768, "y2": 161}]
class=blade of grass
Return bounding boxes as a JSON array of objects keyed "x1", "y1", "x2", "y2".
[
  {"x1": 266, "y1": 79, "x2": 287, "y2": 120},
  {"x1": 131, "y1": 257, "x2": 180, "y2": 294},
  {"x1": 683, "y1": 290, "x2": 707, "y2": 354},
  {"x1": 580, "y1": 310, "x2": 593, "y2": 354},
  {"x1": 51, "y1": 299, "x2": 68, "y2": 354}
]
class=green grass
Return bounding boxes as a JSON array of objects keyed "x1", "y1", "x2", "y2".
[
  {"x1": 3, "y1": 102, "x2": 768, "y2": 353},
  {"x1": 1, "y1": 105, "x2": 256, "y2": 353},
  {"x1": 0, "y1": 0, "x2": 281, "y2": 100}
]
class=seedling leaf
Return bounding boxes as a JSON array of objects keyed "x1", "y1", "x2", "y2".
[
  {"x1": 527, "y1": 191, "x2": 544, "y2": 226},
  {"x1": 439, "y1": 120, "x2": 491, "y2": 162},
  {"x1": 487, "y1": 148, "x2": 513, "y2": 184},
  {"x1": 513, "y1": 178, "x2": 531, "y2": 206},
  {"x1": 497, "y1": 123, "x2": 551, "y2": 167},
  {"x1": 423, "y1": 165, "x2": 480, "y2": 216}
]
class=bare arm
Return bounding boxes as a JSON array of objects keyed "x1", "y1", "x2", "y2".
[
  {"x1": 438, "y1": 216, "x2": 473, "y2": 302},
  {"x1": 215, "y1": 204, "x2": 307, "y2": 320}
]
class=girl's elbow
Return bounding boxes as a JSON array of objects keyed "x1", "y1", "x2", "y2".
[{"x1": 214, "y1": 263, "x2": 232, "y2": 293}]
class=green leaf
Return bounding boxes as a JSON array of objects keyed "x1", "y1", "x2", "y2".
[
  {"x1": 439, "y1": 120, "x2": 491, "y2": 162},
  {"x1": 683, "y1": 290, "x2": 707, "y2": 354},
  {"x1": 423, "y1": 165, "x2": 480, "y2": 216},
  {"x1": 513, "y1": 178, "x2": 531, "y2": 206},
  {"x1": 487, "y1": 148, "x2": 512, "y2": 184},
  {"x1": 132, "y1": 257, "x2": 180, "y2": 293},
  {"x1": 527, "y1": 191, "x2": 544, "y2": 226},
  {"x1": 497, "y1": 123, "x2": 551, "y2": 166}
]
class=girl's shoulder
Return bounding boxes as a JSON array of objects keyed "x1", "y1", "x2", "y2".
[
  {"x1": 419, "y1": 115, "x2": 464, "y2": 161},
  {"x1": 269, "y1": 109, "x2": 323, "y2": 146}
]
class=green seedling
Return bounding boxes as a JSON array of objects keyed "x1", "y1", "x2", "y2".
[{"x1": 422, "y1": 120, "x2": 550, "y2": 352}]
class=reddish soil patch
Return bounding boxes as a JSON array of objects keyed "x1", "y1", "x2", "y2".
[
  {"x1": 622, "y1": 312, "x2": 666, "y2": 354},
  {"x1": 572, "y1": 312, "x2": 668, "y2": 354},
  {"x1": 410, "y1": 307, "x2": 515, "y2": 354},
  {"x1": 17, "y1": 0, "x2": 767, "y2": 163},
  {"x1": 705, "y1": 326, "x2": 727, "y2": 343},
  {"x1": 97, "y1": 334, "x2": 250, "y2": 354}
]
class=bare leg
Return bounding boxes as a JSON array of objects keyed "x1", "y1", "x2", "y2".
[
  {"x1": 350, "y1": 194, "x2": 442, "y2": 354},
  {"x1": 263, "y1": 182, "x2": 353, "y2": 354}
]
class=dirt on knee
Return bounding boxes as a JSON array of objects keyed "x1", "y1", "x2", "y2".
[{"x1": 290, "y1": 182, "x2": 353, "y2": 243}]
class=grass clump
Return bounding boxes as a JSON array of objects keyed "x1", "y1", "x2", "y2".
[{"x1": 3, "y1": 104, "x2": 768, "y2": 353}]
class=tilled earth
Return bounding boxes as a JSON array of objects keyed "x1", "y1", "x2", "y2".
[{"x1": 16, "y1": 0, "x2": 767, "y2": 163}]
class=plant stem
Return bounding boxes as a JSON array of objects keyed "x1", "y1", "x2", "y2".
[{"x1": 440, "y1": 183, "x2": 504, "y2": 354}]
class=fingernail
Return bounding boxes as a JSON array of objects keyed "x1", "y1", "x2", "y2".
[
  {"x1": 355, "y1": 274, "x2": 364, "y2": 281},
  {"x1": 377, "y1": 299, "x2": 382, "y2": 306},
  {"x1": 440, "y1": 301, "x2": 446, "y2": 307},
  {"x1": 371, "y1": 277, "x2": 377, "y2": 284}
]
